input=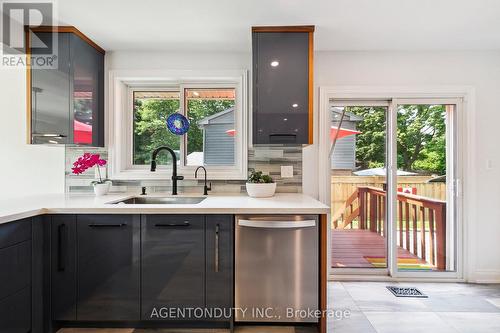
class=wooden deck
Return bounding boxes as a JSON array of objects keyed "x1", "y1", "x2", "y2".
[{"x1": 332, "y1": 229, "x2": 429, "y2": 268}]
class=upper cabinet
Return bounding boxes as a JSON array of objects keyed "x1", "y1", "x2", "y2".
[
  {"x1": 27, "y1": 26, "x2": 105, "y2": 146},
  {"x1": 252, "y1": 26, "x2": 314, "y2": 145}
]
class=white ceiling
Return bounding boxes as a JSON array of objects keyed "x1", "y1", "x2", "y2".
[{"x1": 56, "y1": 0, "x2": 500, "y2": 52}]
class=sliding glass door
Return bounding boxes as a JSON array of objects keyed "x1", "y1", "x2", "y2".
[
  {"x1": 391, "y1": 100, "x2": 459, "y2": 276},
  {"x1": 330, "y1": 101, "x2": 389, "y2": 272},
  {"x1": 330, "y1": 98, "x2": 461, "y2": 277}
]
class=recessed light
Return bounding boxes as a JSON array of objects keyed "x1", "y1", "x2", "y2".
[
  {"x1": 283, "y1": 118, "x2": 288, "y2": 121},
  {"x1": 270, "y1": 60, "x2": 279, "y2": 67},
  {"x1": 292, "y1": 103, "x2": 298, "y2": 108},
  {"x1": 192, "y1": 91, "x2": 200, "y2": 96}
]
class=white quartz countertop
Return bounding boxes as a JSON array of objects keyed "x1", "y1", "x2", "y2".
[{"x1": 0, "y1": 192, "x2": 329, "y2": 224}]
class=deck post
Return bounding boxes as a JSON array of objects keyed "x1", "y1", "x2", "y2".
[{"x1": 435, "y1": 204, "x2": 447, "y2": 270}]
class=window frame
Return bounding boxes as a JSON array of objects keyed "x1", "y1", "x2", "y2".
[{"x1": 108, "y1": 69, "x2": 248, "y2": 180}]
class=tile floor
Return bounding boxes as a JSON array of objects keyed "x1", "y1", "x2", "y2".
[
  {"x1": 58, "y1": 282, "x2": 500, "y2": 333},
  {"x1": 329, "y1": 281, "x2": 500, "y2": 333}
]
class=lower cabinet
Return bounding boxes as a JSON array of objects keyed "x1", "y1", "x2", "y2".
[
  {"x1": 141, "y1": 215, "x2": 205, "y2": 320},
  {"x1": 0, "y1": 218, "x2": 32, "y2": 333},
  {"x1": 206, "y1": 215, "x2": 234, "y2": 318},
  {"x1": 51, "y1": 215, "x2": 77, "y2": 321},
  {"x1": 76, "y1": 215, "x2": 140, "y2": 321},
  {"x1": 45, "y1": 213, "x2": 233, "y2": 327}
]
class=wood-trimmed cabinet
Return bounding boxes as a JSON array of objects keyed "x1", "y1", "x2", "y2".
[
  {"x1": 252, "y1": 26, "x2": 314, "y2": 145},
  {"x1": 26, "y1": 26, "x2": 105, "y2": 146}
]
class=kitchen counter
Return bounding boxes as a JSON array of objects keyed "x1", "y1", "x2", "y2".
[{"x1": 0, "y1": 192, "x2": 329, "y2": 224}]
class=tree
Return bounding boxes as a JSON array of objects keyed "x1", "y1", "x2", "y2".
[{"x1": 347, "y1": 105, "x2": 446, "y2": 174}]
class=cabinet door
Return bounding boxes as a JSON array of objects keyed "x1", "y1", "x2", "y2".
[
  {"x1": 206, "y1": 215, "x2": 233, "y2": 319},
  {"x1": 77, "y1": 215, "x2": 140, "y2": 321},
  {"x1": 141, "y1": 215, "x2": 205, "y2": 321},
  {"x1": 253, "y1": 32, "x2": 310, "y2": 144},
  {"x1": 50, "y1": 215, "x2": 77, "y2": 321},
  {"x1": 70, "y1": 34, "x2": 104, "y2": 146},
  {"x1": 30, "y1": 32, "x2": 70, "y2": 144},
  {"x1": 0, "y1": 288, "x2": 31, "y2": 333}
]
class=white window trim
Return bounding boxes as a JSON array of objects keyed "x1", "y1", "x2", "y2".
[{"x1": 108, "y1": 69, "x2": 248, "y2": 180}]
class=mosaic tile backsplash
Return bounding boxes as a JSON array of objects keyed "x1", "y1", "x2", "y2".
[{"x1": 65, "y1": 146, "x2": 302, "y2": 194}]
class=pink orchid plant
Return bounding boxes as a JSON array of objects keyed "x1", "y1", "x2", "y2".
[{"x1": 72, "y1": 153, "x2": 109, "y2": 185}]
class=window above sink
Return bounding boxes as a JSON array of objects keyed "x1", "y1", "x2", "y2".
[{"x1": 108, "y1": 70, "x2": 248, "y2": 181}]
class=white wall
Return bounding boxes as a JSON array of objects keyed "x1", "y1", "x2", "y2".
[
  {"x1": 107, "y1": 50, "x2": 250, "y2": 70},
  {"x1": 0, "y1": 67, "x2": 65, "y2": 200},
  {"x1": 304, "y1": 51, "x2": 500, "y2": 282}
]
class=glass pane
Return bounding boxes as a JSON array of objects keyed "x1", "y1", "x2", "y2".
[
  {"x1": 133, "y1": 91, "x2": 181, "y2": 166},
  {"x1": 185, "y1": 88, "x2": 236, "y2": 166},
  {"x1": 396, "y1": 104, "x2": 454, "y2": 272},
  {"x1": 330, "y1": 105, "x2": 388, "y2": 269}
]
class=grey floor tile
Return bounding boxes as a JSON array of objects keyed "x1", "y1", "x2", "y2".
[
  {"x1": 439, "y1": 312, "x2": 500, "y2": 333},
  {"x1": 364, "y1": 311, "x2": 457, "y2": 333},
  {"x1": 329, "y1": 310, "x2": 376, "y2": 333},
  {"x1": 422, "y1": 294, "x2": 500, "y2": 312},
  {"x1": 328, "y1": 282, "x2": 359, "y2": 311}
]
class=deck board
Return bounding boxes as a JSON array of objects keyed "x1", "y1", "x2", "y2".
[{"x1": 331, "y1": 229, "x2": 428, "y2": 268}]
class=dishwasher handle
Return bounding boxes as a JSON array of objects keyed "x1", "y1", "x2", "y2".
[{"x1": 237, "y1": 219, "x2": 316, "y2": 229}]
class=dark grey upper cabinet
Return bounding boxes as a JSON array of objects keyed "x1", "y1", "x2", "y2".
[
  {"x1": 252, "y1": 26, "x2": 314, "y2": 145},
  {"x1": 28, "y1": 27, "x2": 105, "y2": 146},
  {"x1": 76, "y1": 215, "x2": 140, "y2": 321},
  {"x1": 141, "y1": 215, "x2": 205, "y2": 321},
  {"x1": 205, "y1": 215, "x2": 233, "y2": 317}
]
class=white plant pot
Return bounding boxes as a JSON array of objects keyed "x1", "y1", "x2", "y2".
[
  {"x1": 245, "y1": 182, "x2": 277, "y2": 198},
  {"x1": 93, "y1": 182, "x2": 111, "y2": 196}
]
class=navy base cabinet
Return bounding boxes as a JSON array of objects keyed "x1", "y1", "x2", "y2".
[
  {"x1": 76, "y1": 215, "x2": 140, "y2": 321},
  {"x1": 0, "y1": 218, "x2": 32, "y2": 333},
  {"x1": 141, "y1": 215, "x2": 205, "y2": 320},
  {"x1": 205, "y1": 215, "x2": 234, "y2": 318}
]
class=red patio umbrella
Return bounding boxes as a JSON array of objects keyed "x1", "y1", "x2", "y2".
[
  {"x1": 74, "y1": 120, "x2": 92, "y2": 144},
  {"x1": 330, "y1": 127, "x2": 361, "y2": 141}
]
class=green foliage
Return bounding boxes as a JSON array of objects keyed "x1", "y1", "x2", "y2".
[
  {"x1": 133, "y1": 98, "x2": 180, "y2": 165},
  {"x1": 247, "y1": 170, "x2": 274, "y2": 183},
  {"x1": 348, "y1": 105, "x2": 446, "y2": 174}
]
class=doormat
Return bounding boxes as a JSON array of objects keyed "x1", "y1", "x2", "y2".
[{"x1": 386, "y1": 286, "x2": 428, "y2": 298}]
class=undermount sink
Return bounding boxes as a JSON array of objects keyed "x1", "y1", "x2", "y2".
[{"x1": 111, "y1": 196, "x2": 206, "y2": 205}]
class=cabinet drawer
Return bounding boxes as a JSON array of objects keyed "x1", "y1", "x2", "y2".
[
  {"x1": 0, "y1": 218, "x2": 31, "y2": 249},
  {"x1": 0, "y1": 241, "x2": 31, "y2": 300},
  {"x1": 0, "y1": 287, "x2": 31, "y2": 333}
]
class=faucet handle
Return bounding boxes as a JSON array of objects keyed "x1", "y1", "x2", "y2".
[
  {"x1": 141, "y1": 187, "x2": 147, "y2": 195},
  {"x1": 207, "y1": 182, "x2": 212, "y2": 192}
]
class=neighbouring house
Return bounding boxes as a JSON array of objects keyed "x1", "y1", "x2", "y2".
[
  {"x1": 330, "y1": 107, "x2": 363, "y2": 171},
  {"x1": 196, "y1": 108, "x2": 235, "y2": 165}
]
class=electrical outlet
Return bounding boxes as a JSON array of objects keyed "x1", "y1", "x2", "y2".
[{"x1": 281, "y1": 165, "x2": 294, "y2": 178}]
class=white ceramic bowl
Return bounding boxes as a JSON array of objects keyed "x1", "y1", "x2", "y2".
[{"x1": 245, "y1": 182, "x2": 277, "y2": 198}]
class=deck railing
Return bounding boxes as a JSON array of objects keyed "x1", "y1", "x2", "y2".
[{"x1": 332, "y1": 186, "x2": 447, "y2": 270}]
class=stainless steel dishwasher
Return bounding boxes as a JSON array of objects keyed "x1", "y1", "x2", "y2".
[{"x1": 235, "y1": 215, "x2": 318, "y2": 323}]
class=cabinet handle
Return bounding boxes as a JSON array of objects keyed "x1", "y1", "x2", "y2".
[
  {"x1": 32, "y1": 133, "x2": 67, "y2": 138},
  {"x1": 57, "y1": 224, "x2": 67, "y2": 272},
  {"x1": 154, "y1": 221, "x2": 190, "y2": 227},
  {"x1": 88, "y1": 223, "x2": 127, "y2": 228},
  {"x1": 215, "y1": 223, "x2": 220, "y2": 273}
]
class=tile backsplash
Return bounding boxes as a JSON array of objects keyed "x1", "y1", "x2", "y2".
[{"x1": 65, "y1": 146, "x2": 302, "y2": 194}]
